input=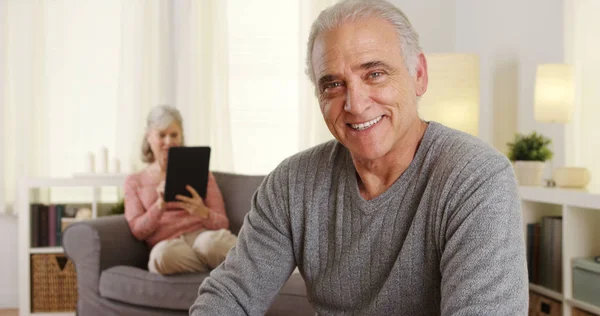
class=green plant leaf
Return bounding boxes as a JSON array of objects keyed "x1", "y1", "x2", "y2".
[
  {"x1": 109, "y1": 199, "x2": 125, "y2": 215},
  {"x1": 506, "y1": 131, "x2": 553, "y2": 161}
]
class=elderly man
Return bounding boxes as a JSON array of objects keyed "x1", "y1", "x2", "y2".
[{"x1": 191, "y1": 0, "x2": 528, "y2": 315}]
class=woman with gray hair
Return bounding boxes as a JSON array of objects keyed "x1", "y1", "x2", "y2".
[{"x1": 124, "y1": 105, "x2": 237, "y2": 275}]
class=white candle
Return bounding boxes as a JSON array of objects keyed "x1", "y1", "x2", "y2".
[
  {"x1": 98, "y1": 147, "x2": 108, "y2": 173},
  {"x1": 110, "y1": 158, "x2": 121, "y2": 173},
  {"x1": 85, "y1": 152, "x2": 95, "y2": 173}
]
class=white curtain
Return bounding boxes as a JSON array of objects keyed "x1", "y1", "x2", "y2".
[
  {"x1": 117, "y1": 0, "x2": 233, "y2": 173},
  {"x1": 226, "y1": 0, "x2": 303, "y2": 175},
  {"x1": 3, "y1": 0, "x2": 47, "y2": 214},
  {"x1": 1, "y1": 0, "x2": 234, "y2": 214},
  {"x1": 172, "y1": 0, "x2": 233, "y2": 172},
  {"x1": 1, "y1": 0, "x2": 343, "y2": 214},
  {"x1": 116, "y1": 0, "x2": 166, "y2": 174},
  {"x1": 298, "y1": 0, "x2": 337, "y2": 151}
]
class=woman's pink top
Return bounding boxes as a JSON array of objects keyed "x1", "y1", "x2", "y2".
[{"x1": 124, "y1": 168, "x2": 229, "y2": 248}]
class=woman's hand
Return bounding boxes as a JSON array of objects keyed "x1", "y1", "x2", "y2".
[{"x1": 174, "y1": 185, "x2": 210, "y2": 219}]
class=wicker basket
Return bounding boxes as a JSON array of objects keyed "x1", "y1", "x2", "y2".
[{"x1": 31, "y1": 253, "x2": 78, "y2": 312}]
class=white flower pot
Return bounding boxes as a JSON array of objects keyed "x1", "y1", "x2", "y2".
[{"x1": 514, "y1": 161, "x2": 546, "y2": 186}]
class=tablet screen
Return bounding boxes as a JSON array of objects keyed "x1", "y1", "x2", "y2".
[{"x1": 164, "y1": 146, "x2": 211, "y2": 202}]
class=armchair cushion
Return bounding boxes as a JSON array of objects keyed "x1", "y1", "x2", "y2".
[
  {"x1": 99, "y1": 266, "x2": 209, "y2": 310},
  {"x1": 213, "y1": 172, "x2": 265, "y2": 235}
]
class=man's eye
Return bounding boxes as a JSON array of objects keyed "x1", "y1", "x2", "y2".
[
  {"x1": 324, "y1": 82, "x2": 342, "y2": 91},
  {"x1": 369, "y1": 72, "x2": 383, "y2": 79}
]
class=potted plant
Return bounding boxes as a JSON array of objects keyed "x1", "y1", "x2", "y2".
[
  {"x1": 507, "y1": 131, "x2": 553, "y2": 186},
  {"x1": 108, "y1": 199, "x2": 125, "y2": 216}
]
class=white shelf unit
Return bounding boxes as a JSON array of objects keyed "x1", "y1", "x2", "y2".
[
  {"x1": 521, "y1": 186, "x2": 600, "y2": 316},
  {"x1": 17, "y1": 175, "x2": 127, "y2": 316}
]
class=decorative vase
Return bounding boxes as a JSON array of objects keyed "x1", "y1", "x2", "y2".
[
  {"x1": 553, "y1": 167, "x2": 591, "y2": 188},
  {"x1": 514, "y1": 161, "x2": 546, "y2": 186}
]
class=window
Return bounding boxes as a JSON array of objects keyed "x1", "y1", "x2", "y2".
[
  {"x1": 227, "y1": 0, "x2": 301, "y2": 175},
  {"x1": 3, "y1": 0, "x2": 319, "y2": 209}
]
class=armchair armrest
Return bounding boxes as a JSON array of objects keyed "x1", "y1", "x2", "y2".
[{"x1": 63, "y1": 215, "x2": 149, "y2": 296}]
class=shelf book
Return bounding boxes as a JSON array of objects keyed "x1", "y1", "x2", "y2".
[
  {"x1": 526, "y1": 216, "x2": 563, "y2": 293},
  {"x1": 18, "y1": 175, "x2": 127, "y2": 316},
  {"x1": 29, "y1": 204, "x2": 78, "y2": 248}
]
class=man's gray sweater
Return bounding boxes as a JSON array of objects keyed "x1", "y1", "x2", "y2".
[{"x1": 191, "y1": 122, "x2": 528, "y2": 315}]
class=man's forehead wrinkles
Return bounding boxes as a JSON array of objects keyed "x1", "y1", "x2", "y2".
[
  {"x1": 317, "y1": 56, "x2": 339, "y2": 73},
  {"x1": 320, "y1": 46, "x2": 339, "y2": 58},
  {"x1": 317, "y1": 47, "x2": 339, "y2": 67},
  {"x1": 319, "y1": 45, "x2": 389, "y2": 64},
  {"x1": 314, "y1": 36, "x2": 395, "y2": 80},
  {"x1": 348, "y1": 49, "x2": 388, "y2": 64},
  {"x1": 316, "y1": 49, "x2": 341, "y2": 79}
]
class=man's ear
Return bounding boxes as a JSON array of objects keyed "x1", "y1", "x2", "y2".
[{"x1": 415, "y1": 53, "x2": 428, "y2": 97}]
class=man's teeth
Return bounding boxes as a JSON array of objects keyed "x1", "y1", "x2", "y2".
[{"x1": 350, "y1": 116, "x2": 382, "y2": 131}]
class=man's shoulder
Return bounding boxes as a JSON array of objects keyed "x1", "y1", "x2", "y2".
[
  {"x1": 424, "y1": 123, "x2": 518, "y2": 213},
  {"x1": 276, "y1": 139, "x2": 343, "y2": 173},
  {"x1": 426, "y1": 122, "x2": 511, "y2": 178}
]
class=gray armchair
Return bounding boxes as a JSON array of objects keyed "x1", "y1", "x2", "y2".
[{"x1": 63, "y1": 172, "x2": 315, "y2": 316}]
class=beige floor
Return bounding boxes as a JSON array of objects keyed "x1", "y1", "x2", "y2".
[{"x1": 0, "y1": 310, "x2": 18, "y2": 316}]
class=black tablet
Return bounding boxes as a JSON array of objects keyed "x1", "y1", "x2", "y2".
[{"x1": 164, "y1": 146, "x2": 211, "y2": 202}]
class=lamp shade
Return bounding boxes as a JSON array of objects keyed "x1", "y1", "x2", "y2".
[
  {"x1": 534, "y1": 64, "x2": 575, "y2": 123},
  {"x1": 419, "y1": 53, "x2": 480, "y2": 136}
]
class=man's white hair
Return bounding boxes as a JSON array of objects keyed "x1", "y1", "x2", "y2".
[{"x1": 305, "y1": 0, "x2": 422, "y2": 87}]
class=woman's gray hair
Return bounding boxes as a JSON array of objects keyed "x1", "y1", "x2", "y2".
[
  {"x1": 141, "y1": 105, "x2": 185, "y2": 163},
  {"x1": 305, "y1": 0, "x2": 421, "y2": 87}
]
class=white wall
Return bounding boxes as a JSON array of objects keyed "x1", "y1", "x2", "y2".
[
  {"x1": 390, "y1": 0, "x2": 456, "y2": 54},
  {"x1": 394, "y1": 0, "x2": 521, "y2": 151},
  {"x1": 460, "y1": 0, "x2": 565, "y2": 159},
  {"x1": 454, "y1": 0, "x2": 520, "y2": 152},
  {"x1": 396, "y1": 0, "x2": 566, "y2": 175},
  {"x1": 455, "y1": 0, "x2": 565, "y2": 179}
]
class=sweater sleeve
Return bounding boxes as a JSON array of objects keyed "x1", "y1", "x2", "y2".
[
  {"x1": 124, "y1": 174, "x2": 163, "y2": 241},
  {"x1": 440, "y1": 155, "x2": 528, "y2": 316},
  {"x1": 201, "y1": 172, "x2": 229, "y2": 230},
  {"x1": 190, "y1": 164, "x2": 296, "y2": 316}
]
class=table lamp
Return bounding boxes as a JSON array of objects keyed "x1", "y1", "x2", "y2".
[
  {"x1": 419, "y1": 53, "x2": 480, "y2": 136},
  {"x1": 534, "y1": 64, "x2": 575, "y2": 123},
  {"x1": 533, "y1": 64, "x2": 590, "y2": 188}
]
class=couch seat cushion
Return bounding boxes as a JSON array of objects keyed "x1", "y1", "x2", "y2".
[{"x1": 99, "y1": 266, "x2": 209, "y2": 310}]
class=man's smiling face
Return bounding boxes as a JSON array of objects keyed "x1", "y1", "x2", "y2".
[{"x1": 312, "y1": 17, "x2": 427, "y2": 162}]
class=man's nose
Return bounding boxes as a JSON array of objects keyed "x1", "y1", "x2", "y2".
[{"x1": 344, "y1": 81, "x2": 371, "y2": 115}]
